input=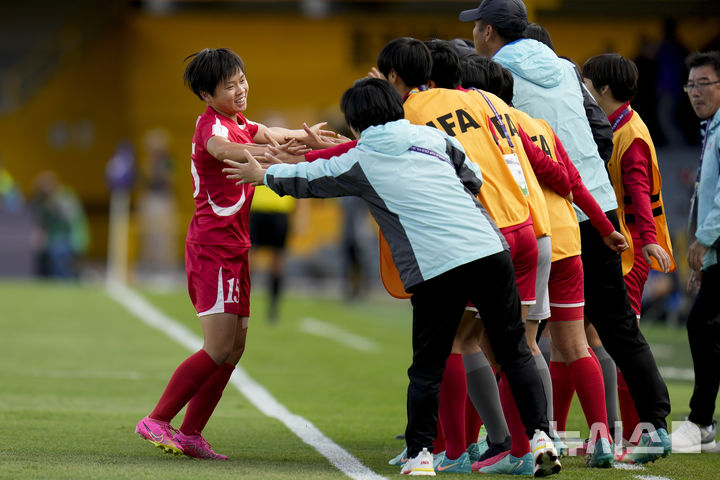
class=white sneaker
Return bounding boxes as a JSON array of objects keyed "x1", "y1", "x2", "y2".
[
  {"x1": 400, "y1": 448, "x2": 436, "y2": 476},
  {"x1": 671, "y1": 420, "x2": 717, "y2": 453},
  {"x1": 530, "y1": 429, "x2": 562, "y2": 477}
]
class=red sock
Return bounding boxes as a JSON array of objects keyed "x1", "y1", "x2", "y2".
[
  {"x1": 617, "y1": 370, "x2": 640, "y2": 442},
  {"x1": 465, "y1": 395, "x2": 482, "y2": 447},
  {"x1": 499, "y1": 373, "x2": 531, "y2": 458},
  {"x1": 437, "y1": 354, "x2": 467, "y2": 459},
  {"x1": 150, "y1": 350, "x2": 219, "y2": 422},
  {"x1": 180, "y1": 362, "x2": 235, "y2": 435},
  {"x1": 549, "y1": 361, "x2": 574, "y2": 432},
  {"x1": 433, "y1": 417, "x2": 446, "y2": 454},
  {"x1": 568, "y1": 356, "x2": 609, "y2": 442}
]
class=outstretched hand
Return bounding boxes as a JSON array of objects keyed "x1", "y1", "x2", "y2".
[
  {"x1": 602, "y1": 230, "x2": 629, "y2": 253},
  {"x1": 289, "y1": 122, "x2": 350, "y2": 150},
  {"x1": 265, "y1": 145, "x2": 305, "y2": 165},
  {"x1": 223, "y1": 150, "x2": 267, "y2": 186}
]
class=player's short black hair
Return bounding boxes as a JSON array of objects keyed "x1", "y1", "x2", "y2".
[
  {"x1": 425, "y1": 39, "x2": 462, "y2": 89},
  {"x1": 582, "y1": 53, "x2": 639, "y2": 103},
  {"x1": 183, "y1": 48, "x2": 246, "y2": 101},
  {"x1": 686, "y1": 51, "x2": 720, "y2": 78},
  {"x1": 524, "y1": 22, "x2": 554, "y2": 51},
  {"x1": 340, "y1": 78, "x2": 405, "y2": 134},
  {"x1": 377, "y1": 37, "x2": 432, "y2": 89},
  {"x1": 459, "y1": 54, "x2": 505, "y2": 96}
]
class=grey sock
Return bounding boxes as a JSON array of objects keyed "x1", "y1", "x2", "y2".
[
  {"x1": 463, "y1": 352, "x2": 511, "y2": 446},
  {"x1": 533, "y1": 353, "x2": 554, "y2": 430},
  {"x1": 538, "y1": 336, "x2": 551, "y2": 367},
  {"x1": 593, "y1": 345, "x2": 619, "y2": 438}
]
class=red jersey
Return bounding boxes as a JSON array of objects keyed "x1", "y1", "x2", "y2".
[{"x1": 187, "y1": 106, "x2": 258, "y2": 246}]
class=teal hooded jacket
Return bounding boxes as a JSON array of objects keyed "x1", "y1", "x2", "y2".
[{"x1": 494, "y1": 38, "x2": 618, "y2": 222}]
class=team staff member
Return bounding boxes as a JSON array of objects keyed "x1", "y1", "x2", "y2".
[
  {"x1": 582, "y1": 53, "x2": 675, "y2": 447},
  {"x1": 459, "y1": 0, "x2": 671, "y2": 463},
  {"x1": 471, "y1": 57, "x2": 619, "y2": 470},
  {"x1": 670, "y1": 51, "x2": 720, "y2": 454}
]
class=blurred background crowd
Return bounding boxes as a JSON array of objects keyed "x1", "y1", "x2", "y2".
[{"x1": 1, "y1": 0, "x2": 719, "y2": 324}]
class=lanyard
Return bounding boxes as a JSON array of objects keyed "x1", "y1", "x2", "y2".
[
  {"x1": 611, "y1": 107, "x2": 631, "y2": 131},
  {"x1": 688, "y1": 120, "x2": 711, "y2": 235},
  {"x1": 476, "y1": 90, "x2": 515, "y2": 150},
  {"x1": 403, "y1": 85, "x2": 428, "y2": 103},
  {"x1": 696, "y1": 120, "x2": 711, "y2": 185}
]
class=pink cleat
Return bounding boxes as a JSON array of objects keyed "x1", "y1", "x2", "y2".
[
  {"x1": 173, "y1": 431, "x2": 228, "y2": 460},
  {"x1": 135, "y1": 416, "x2": 183, "y2": 456}
]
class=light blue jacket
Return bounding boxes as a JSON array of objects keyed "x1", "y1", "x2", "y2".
[
  {"x1": 264, "y1": 119, "x2": 506, "y2": 289},
  {"x1": 494, "y1": 39, "x2": 617, "y2": 222},
  {"x1": 696, "y1": 109, "x2": 720, "y2": 269}
]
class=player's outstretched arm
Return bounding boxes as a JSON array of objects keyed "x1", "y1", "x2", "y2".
[
  {"x1": 207, "y1": 135, "x2": 268, "y2": 163},
  {"x1": 255, "y1": 122, "x2": 345, "y2": 150}
]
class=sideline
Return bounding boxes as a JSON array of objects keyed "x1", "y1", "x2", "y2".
[
  {"x1": 299, "y1": 317, "x2": 380, "y2": 352},
  {"x1": 107, "y1": 281, "x2": 387, "y2": 480}
]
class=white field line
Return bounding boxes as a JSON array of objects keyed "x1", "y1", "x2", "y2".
[
  {"x1": 299, "y1": 317, "x2": 379, "y2": 352},
  {"x1": 611, "y1": 454, "x2": 675, "y2": 480},
  {"x1": 659, "y1": 366, "x2": 695, "y2": 381},
  {"x1": 106, "y1": 281, "x2": 386, "y2": 480},
  {"x1": 613, "y1": 463, "x2": 645, "y2": 470}
]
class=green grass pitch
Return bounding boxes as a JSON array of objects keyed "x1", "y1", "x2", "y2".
[{"x1": 1, "y1": 280, "x2": 719, "y2": 479}]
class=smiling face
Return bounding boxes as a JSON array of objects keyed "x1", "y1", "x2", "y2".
[
  {"x1": 687, "y1": 64, "x2": 720, "y2": 120},
  {"x1": 202, "y1": 69, "x2": 249, "y2": 119}
]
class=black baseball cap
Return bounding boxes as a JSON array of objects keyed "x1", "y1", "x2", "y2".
[{"x1": 459, "y1": 0, "x2": 528, "y2": 34}]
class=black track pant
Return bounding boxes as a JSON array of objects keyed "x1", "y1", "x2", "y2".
[
  {"x1": 404, "y1": 251, "x2": 548, "y2": 458},
  {"x1": 687, "y1": 263, "x2": 720, "y2": 426},
  {"x1": 580, "y1": 211, "x2": 670, "y2": 430}
]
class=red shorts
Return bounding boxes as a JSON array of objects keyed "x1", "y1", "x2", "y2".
[
  {"x1": 548, "y1": 255, "x2": 584, "y2": 322},
  {"x1": 185, "y1": 242, "x2": 251, "y2": 317},
  {"x1": 624, "y1": 249, "x2": 649, "y2": 318},
  {"x1": 501, "y1": 223, "x2": 538, "y2": 304}
]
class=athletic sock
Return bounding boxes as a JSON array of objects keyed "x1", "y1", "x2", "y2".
[
  {"x1": 498, "y1": 373, "x2": 531, "y2": 457},
  {"x1": 592, "y1": 345, "x2": 618, "y2": 440},
  {"x1": 533, "y1": 353, "x2": 554, "y2": 432},
  {"x1": 150, "y1": 350, "x2": 219, "y2": 422},
  {"x1": 538, "y1": 335, "x2": 551, "y2": 368},
  {"x1": 617, "y1": 370, "x2": 640, "y2": 442},
  {"x1": 437, "y1": 353, "x2": 467, "y2": 459},
  {"x1": 180, "y1": 362, "x2": 235, "y2": 435},
  {"x1": 568, "y1": 356, "x2": 610, "y2": 442},
  {"x1": 549, "y1": 361, "x2": 574, "y2": 433},
  {"x1": 465, "y1": 395, "x2": 482, "y2": 447},
  {"x1": 463, "y1": 352, "x2": 511, "y2": 448}
]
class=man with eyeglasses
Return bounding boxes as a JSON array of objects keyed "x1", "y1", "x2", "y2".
[{"x1": 671, "y1": 50, "x2": 720, "y2": 454}]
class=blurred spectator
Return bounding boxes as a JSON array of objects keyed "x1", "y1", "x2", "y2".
[
  {"x1": 30, "y1": 171, "x2": 89, "y2": 279},
  {"x1": 655, "y1": 19, "x2": 691, "y2": 146},
  {"x1": 340, "y1": 196, "x2": 375, "y2": 300},
  {"x1": 0, "y1": 157, "x2": 24, "y2": 213},
  {"x1": 137, "y1": 128, "x2": 179, "y2": 275},
  {"x1": 633, "y1": 35, "x2": 662, "y2": 143},
  {"x1": 250, "y1": 186, "x2": 307, "y2": 323}
]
